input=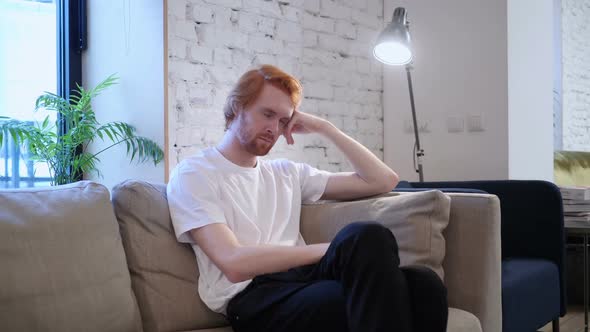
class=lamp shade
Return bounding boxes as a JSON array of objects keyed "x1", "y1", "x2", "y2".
[{"x1": 373, "y1": 7, "x2": 413, "y2": 65}]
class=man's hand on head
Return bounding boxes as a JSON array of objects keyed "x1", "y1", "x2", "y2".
[{"x1": 283, "y1": 110, "x2": 330, "y2": 145}]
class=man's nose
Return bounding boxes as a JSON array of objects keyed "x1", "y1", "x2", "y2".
[{"x1": 267, "y1": 120, "x2": 280, "y2": 135}]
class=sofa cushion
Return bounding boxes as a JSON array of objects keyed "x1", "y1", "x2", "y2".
[
  {"x1": 112, "y1": 180, "x2": 227, "y2": 332},
  {"x1": 300, "y1": 190, "x2": 451, "y2": 280},
  {"x1": 0, "y1": 181, "x2": 142, "y2": 332},
  {"x1": 501, "y1": 258, "x2": 560, "y2": 332},
  {"x1": 177, "y1": 307, "x2": 481, "y2": 332},
  {"x1": 447, "y1": 308, "x2": 482, "y2": 332}
]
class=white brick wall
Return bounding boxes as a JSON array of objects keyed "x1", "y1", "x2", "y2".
[
  {"x1": 168, "y1": 0, "x2": 385, "y2": 172},
  {"x1": 562, "y1": 0, "x2": 590, "y2": 150}
]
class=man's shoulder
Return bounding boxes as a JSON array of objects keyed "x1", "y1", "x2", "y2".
[
  {"x1": 173, "y1": 148, "x2": 219, "y2": 175},
  {"x1": 262, "y1": 158, "x2": 305, "y2": 175}
]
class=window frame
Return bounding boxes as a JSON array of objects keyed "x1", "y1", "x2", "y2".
[
  {"x1": 57, "y1": 0, "x2": 86, "y2": 183},
  {"x1": 0, "y1": 0, "x2": 87, "y2": 187}
]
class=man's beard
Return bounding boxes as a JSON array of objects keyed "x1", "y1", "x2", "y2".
[{"x1": 236, "y1": 122, "x2": 275, "y2": 156}]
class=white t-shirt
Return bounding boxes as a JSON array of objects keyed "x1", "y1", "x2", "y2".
[{"x1": 166, "y1": 147, "x2": 331, "y2": 315}]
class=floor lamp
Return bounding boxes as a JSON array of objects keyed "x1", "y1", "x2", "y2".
[{"x1": 373, "y1": 7, "x2": 424, "y2": 182}]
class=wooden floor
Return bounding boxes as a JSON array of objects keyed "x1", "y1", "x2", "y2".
[{"x1": 539, "y1": 306, "x2": 587, "y2": 332}]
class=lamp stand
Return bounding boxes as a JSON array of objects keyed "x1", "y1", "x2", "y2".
[{"x1": 405, "y1": 64, "x2": 424, "y2": 182}]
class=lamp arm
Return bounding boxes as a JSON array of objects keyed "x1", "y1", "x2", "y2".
[{"x1": 405, "y1": 64, "x2": 425, "y2": 182}]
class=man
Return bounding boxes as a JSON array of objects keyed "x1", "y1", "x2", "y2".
[{"x1": 167, "y1": 65, "x2": 448, "y2": 332}]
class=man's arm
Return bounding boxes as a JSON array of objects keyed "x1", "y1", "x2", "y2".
[
  {"x1": 190, "y1": 223, "x2": 329, "y2": 283},
  {"x1": 284, "y1": 111, "x2": 399, "y2": 201}
]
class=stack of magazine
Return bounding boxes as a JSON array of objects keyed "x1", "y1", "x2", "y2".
[{"x1": 560, "y1": 186, "x2": 590, "y2": 222}]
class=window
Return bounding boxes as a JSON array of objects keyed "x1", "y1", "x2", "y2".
[{"x1": 0, "y1": 0, "x2": 84, "y2": 188}]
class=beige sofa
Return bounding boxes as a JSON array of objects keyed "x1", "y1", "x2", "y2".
[{"x1": 0, "y1": 180, "x2": 502, "y2": 332}]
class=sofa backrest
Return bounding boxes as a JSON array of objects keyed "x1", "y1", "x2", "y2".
[
  {"x1": 0, "y1": 181, "x2": 142, "y2": 332},
  {"x1": 112, "y1": 180, "x2": 501, "y2": 332},
  {"x1": 112, "y1": 180, "x2": 228, "y2": 332}
]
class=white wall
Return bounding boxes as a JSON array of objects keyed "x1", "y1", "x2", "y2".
[
  {"x1": 507, "y1": 0, "x2": 554, "y2": 180},
  {"x1": 383, "y1": 0, "x2": 555, "y2": 182},
  {"x1": 81, "y1": 0, "x2": 558, "y2": 186},
  {"x1": 383, "y1": 0, "x2": 509, "y2": 181},
  {"x1": 167, "y1": 0, "x2": 385, "y2": 173},
  {"x1": 84, "y1": 0, "x2": 165, "y2": 190}
]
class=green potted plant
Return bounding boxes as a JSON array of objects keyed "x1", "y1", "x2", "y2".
[{"x1": 0, "y1": 74, "x2": 164, "y2": 186}]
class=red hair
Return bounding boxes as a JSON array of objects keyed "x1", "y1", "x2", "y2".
[{"x1": 223, "y1": 65, "x2": 303, "y2": 130}]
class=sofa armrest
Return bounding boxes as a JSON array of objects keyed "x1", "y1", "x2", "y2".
[
  {"x1": 301, "y1": 191, "x2": 502, "y2": 331},
  {"x1": 413, "y1": 180, "x2": 567, "y2": 316},
  {"x1": 443, "y1": 193, "x2": 502, "y2": 332}
]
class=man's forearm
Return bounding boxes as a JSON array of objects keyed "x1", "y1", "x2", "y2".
[
  {"x1": 225, "y1": 243, "x2": 328, "y2": 283},
  {"x1": 318, "y1": 121, "x2": 398, "y2": 186}
]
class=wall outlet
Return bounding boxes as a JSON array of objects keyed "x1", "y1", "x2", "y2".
[
  {"x1": 467, "y1": 114, "x2": 484, "y2": 132},
  {"x1": 446, "y1": 115, "x2": 464, "y2": 133}
]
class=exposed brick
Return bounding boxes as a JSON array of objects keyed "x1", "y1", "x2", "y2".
[
  {"x1": 232, "y1": 48, "x2": 255, "y2": 69},
  {"x1": 347, "y1": 40, "x2": 372, "y2": 57},
  {"x1": 281, "y1": 41, "x2": 304, "y2": 58},
  {"x1": 212, "y1": 6, "x2": 232, "y2": 24},
  {"x1": 320, "y1": 0, "x2": 351, "y2": 20},
  {"x1": 202, "y1": 0, "x2": 241, "y2": 9},
  {"x1": 174, "y1": 20, "x2": 197, "y2": 40},
  {"x1": 169, "y1": 1, "x2": 187, "y2": 18},
  {"x1": 304, "y1": 0, "x2": 320, "y2": 14},
  {"x1": 198, "y1": 25, "x2": 248, "y2": 49},
  {"x1": 168, "y1": 60, "x2": 206, "y2": 82},
  {"x1": 252, "y1": 53, "x2": 277, "y2": 66},
  {"x1": 174, "y1": 81, "x2": 189, "y2": 100},
  {"x1": 277, "y1": 21, "x2": 303, "y2": 43},
  {"x1": 318, "y1": 100, "x2": 349, "y2": 115},
  {"x1": 189, "y1": 45, "x2": 213, "y2": 64},
  {"x1": 230, "y1": 9, "x2": 239, "y2": 23},
  {"x1": 249, "y1": 34, "x2": 282, "y2": 54},
  {"x1": 562, "y1": 0, "x2": 590, "y2": 150},
  {"x1": 168, "y1": 38, "x2": 188, "y2": 59},
  {"x1": 206, "y1": 66, "x2": 238, "y2": 84},
  {"x1": 318, "y1": 34, "x2": 348, "y2": 53},
  {"x1": 168, "y1": 0, "x2": 385, "y2": 171},
  {"x1": 335, "y1": 20, "x2": 356, "y2": 39},
  {"x1": 367, "y1": 0, "x2": 383, "y2": 17},
  {"x1": 258, "y1": 16, "x2": 276, "y2": 35},
  {"x1": 244, "y1": 0, "x2": 282, "y2": 17},
  {"x1": 214, "y1": 47, "x2": 232, "y2": 67},
  {"x1": 303, "y1": 30, "x2": 318, "y2": 47},
  {"x1": 351, "y1": 9, "x2": 381, "y2": 29},
  {"x1": 357, "y1": 25, "x2": 379, "y2": 43},
  {"x1": 238, "y1": 12, "x2": 260, "y2": 33},
  {"x1": 280, "y1": 4, "x2": 302, "y2": 22},
  {"x1": 277, "y1": 56, "x2": 299, "y2": 76},
  {"x1": 192, "y1": 6, "x2": 214, "y2": 23},
  {"x1": 188, "y1": 86, "x2": 214, "y2": 107},
  {"x1": 302, "y1": 48, "x2": 341, "y2": 67},
  {"x1": 356, "y1": 58, "x2": 371, "y2": 72},
  {"x1": 302, "y1": 12, "x2": 335, "y2": 33},
  {"x1": 305, "y1": 81, "x2": 334, "y2": 99}
]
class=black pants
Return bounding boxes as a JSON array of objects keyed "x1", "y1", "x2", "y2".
[{"x1": 226, "y1": 222, "x2": 448, "y2": 332}]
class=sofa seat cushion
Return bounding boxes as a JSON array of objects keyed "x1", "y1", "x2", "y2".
[
  {"x1": 502, "y1": 258, "x2": 560, "y2": 332},
  {"x1": 447, "y1": 307, "x2": 482, "y2": 332},
  {"x1": 300, "y1": 191, "x2": 451, "y2": 280},
  {"x1": 180, "y1": 328, "x2": 234, "y2": 332},
  {"x1": 178, "y1": 307, "x2": 481, "y2": 332},
  {"x1": 0, "y1": 181, "x2": 142, "y2": 332}
]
